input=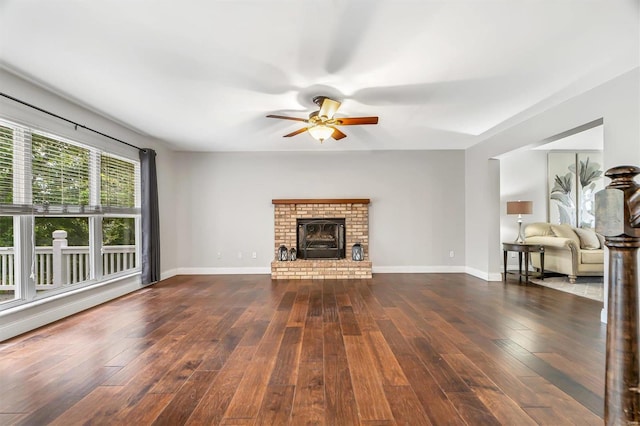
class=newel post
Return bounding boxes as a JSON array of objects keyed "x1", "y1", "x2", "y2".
[
  {"x1": 595, "y1": 165, "x2": 640, "y2": 425},
  {"x1": 52, "y1": 230, "x2": 68, "y2": 288}
]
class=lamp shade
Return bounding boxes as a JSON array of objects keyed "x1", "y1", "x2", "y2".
[{"x1": 506, "y1": 201, "x2": 533, "y2": 215}]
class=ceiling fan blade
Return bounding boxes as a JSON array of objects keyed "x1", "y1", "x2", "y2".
[
  {"x1": 330, "y1": 127, "x2": 347, "y2": 140},
  {"x1": 283, "y1": 128, "x2": 309, "y2": 138},
  {"x1": 319, "y1": 98, "x2": 341, "y2": 119},
  {"x1": 267, "y1": 114, "x2": 309, "y2": 123},
  {"x1": 334, "y1": 117, "x2": 379, "y2": 125}
]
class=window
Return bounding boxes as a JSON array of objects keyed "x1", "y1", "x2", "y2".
[
  {"x1": 0, "y1": 118, "x2": 140, "y2": 308},
  {"x1": 32, "y1": 133, "x2": 90, "y2": 208},
  {"x1": 101, "y1": 154, "x2": 139, "y2": 276},
  {"x1": 102, "y1": 217, "x2": 136, "y2": 276},
  {"x1": 101, "y1": 154, "x2": 136, "y2": 210},
  {"x1": 0, "y1": 216, "x2": 14, "y2": 304},
  {"x1": 0, "y1": 125, "x2": 16, "y2": 304}
]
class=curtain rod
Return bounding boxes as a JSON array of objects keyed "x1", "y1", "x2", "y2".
[{"x1": 0, "y1": 91, "x2": 141, "y2": 150}]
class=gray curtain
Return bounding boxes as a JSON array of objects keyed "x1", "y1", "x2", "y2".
[{"x1": 139, "y1": 148, "x2": 160, "y2": 285}]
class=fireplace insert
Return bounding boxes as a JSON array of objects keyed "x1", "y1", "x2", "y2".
[{"x1": 297, "y1": 218, "x2": 345, "y2": 259}]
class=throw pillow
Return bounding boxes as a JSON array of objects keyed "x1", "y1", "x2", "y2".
[
  {"x1": 573, "y1": 227, "x2": 601, "y2": 249},
  {"x1": 550, "y1": 224, "x2": 581, "y2": 247},
  {"x1": 596, "y1": 233, "x2": 605, "y2": 249}
]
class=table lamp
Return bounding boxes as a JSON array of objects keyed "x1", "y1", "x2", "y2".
[{"x1": 507, "y1": 201, "x2": 533, "y2": 243}]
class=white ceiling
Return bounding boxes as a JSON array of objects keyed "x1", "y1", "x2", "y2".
[{"x1": 0, "y1": 1, "x2": 638, "y2": 152}]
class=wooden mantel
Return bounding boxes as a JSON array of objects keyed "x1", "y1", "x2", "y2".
[{"x1": 272, "y1": 198, "x2": 370, "y2": 205}]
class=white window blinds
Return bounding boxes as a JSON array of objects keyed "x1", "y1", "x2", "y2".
[
  {"x1": 32, "y1": 132, "x2": 91, "y2": 208},
  {"x1": 0, "y1": 121, "x2": 30, "y2": 212},
  {"x1": 0, "y1": 125, "x2": 13, "y2": 205},
  {"x1": 101, "y1": 154, "x2": 140, "y2": 214},
  {"x1": 0, "y1": 118, "x2": 140, "y2": 215}
]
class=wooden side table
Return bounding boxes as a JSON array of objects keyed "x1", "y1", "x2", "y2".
[{"x1": 502, "y1": 242, "x2": 544, "y2": 283}]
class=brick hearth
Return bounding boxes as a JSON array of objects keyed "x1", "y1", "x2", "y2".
[{"x1": 271, "y1": 199, "x2": 372, "y2": 279}]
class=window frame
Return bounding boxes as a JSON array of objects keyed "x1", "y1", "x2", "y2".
[{"x1": 0, "y1": 118, "x2": 141, "y2": 311}]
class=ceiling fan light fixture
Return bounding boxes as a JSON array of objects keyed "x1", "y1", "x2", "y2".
[
  {"x1": 308, "y1": 124, "x2": 334, "y2": 143},
  {"x1": 267, "y1": 96, "x2": 378, "y2": 142}
]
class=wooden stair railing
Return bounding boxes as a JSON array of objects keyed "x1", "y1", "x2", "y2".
[{"x1": 595, "y1": 165, "x2": 640, "y2": 425}]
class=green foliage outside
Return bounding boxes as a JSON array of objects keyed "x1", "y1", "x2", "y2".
[
  {"x1": 34, "y1": 217, "x2": 89, "y2": 246},
  {"x1": 32, "y1": 134, "x2": 90, "y2": 206},
  {"x1": 0, "y1": 217, "x2": 11, "y2": 247},
  {"x1": 103, "y1": 218, "x2": 135, "y2": 245},
  {"x1": 0, "y1": 129, "x2": 137, "y2": 248},
  {"x1": 0, "y1": 217, "x2": 134, "y2": 247}
]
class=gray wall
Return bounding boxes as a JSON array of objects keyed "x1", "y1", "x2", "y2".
[
  {"x1": 465, "y1": 68, "x2": 640, "y2": 280},
  {"x1": 499, "y1": 149, "x2": 548, "y2": 251},
  {"x1": 174, "y1": 150, "x2": 466, "y2": 272}
]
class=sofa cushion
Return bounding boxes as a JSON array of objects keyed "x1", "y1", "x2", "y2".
[
  {"x1": 581, "y1": 250, "x2": 604, "y2": 264},
  {"x1": 525, "y1": 222, "x2": 555, "y2": 237},
  {"x1": 573, "y1": 227, "x2": 601, "y2": 249},
  {"x1": 550, "y1": 224, "x2": 581, "y2": 246}
]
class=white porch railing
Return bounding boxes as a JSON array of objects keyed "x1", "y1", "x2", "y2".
[
  {"x1": 0, "y1": 233, "x2": 136, "y2": 290},
  {"x1": 0, "y1": 247, "x2": 14, "y2": 287}
]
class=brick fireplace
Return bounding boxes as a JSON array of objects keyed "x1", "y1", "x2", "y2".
[{"x1": 271, "y1": 199, "x2": 372, "y2": 279}]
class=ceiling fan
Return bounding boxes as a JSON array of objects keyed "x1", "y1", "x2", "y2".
[{"x1": 267, "y1": 96, "x2": 379, "y2": 143}]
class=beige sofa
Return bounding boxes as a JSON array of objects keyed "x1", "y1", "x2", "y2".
[{"x1": 524, "y1": 222, "x2": 604, "y2": 283}]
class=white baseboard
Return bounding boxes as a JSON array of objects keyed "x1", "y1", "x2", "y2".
[
  {"x1": 372, "y1": 266, "x2": 467, "y2": 274},
  {"x1": 174, "y1": 267, "x2": 271, "y2": 275},
  {"x1": 160, "y1": 268, "x2": 179, "y2": 280},
  {"x1": 373, "y1": 265, "x2": 501, "y2": 281},
  {"x1": 171, "y1": 266, "x2": 500, "y2": 281},
  {"x1": 0, "y1": 274, "x2": 142, "y2": 342},
  {"x1": 465, "y1": 267, "x2": 503, "y2": 281}
]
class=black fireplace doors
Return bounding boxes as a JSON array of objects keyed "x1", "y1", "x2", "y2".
[{"x1": 297, "y1": 218, "x2": 345, "y2": 259}]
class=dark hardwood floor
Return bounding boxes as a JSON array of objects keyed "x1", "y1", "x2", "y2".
[{"x1": 0, "y1": 273, "x2": 606, "y2": 425}]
